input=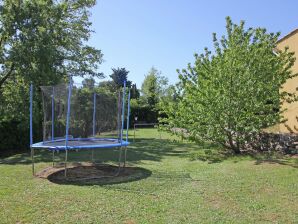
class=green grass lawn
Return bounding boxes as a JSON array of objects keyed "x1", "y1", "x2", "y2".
[{"x1": 0, "y1": 128, "x2": 297, "y2": 223}]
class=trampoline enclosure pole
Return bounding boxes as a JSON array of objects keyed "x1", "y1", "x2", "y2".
[
  {"x1": 65, "y1": 78, "x2": 72, "y2": 146},
  {"x1": 117, "y1": 91, "x2": 121, "y2": 141},
  {"x1": 30, "y1": 84, "x2": 33, "y2": 147},
  {"x1": 124, "y1": 90, "x2": 130, "y2": 167},
  {"x1": 92, "y1": 93, "x2": 96, "y2": 161},
  {"x1": 126, "y1": 90, "x2": 131, "y2": 142},
  {"x1": 64, "y1": 77, "x2": 72, "y2": 177},
  {"x1": 30, "y1": 84, "x2": 34, "y2": 175},
  {"x1": 93, "y1": 93, "x2": 96, "y2": 136},
  {"x1": 120, "y1": 81, "x2": 126, "y2": 143},
  {"x1": 51, "y1": 87, "x2": 55, "y2": 141}
]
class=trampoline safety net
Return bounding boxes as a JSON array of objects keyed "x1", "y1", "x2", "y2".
[{"x1": 40, "y1": 83, "x2": 127, "y2": 143}]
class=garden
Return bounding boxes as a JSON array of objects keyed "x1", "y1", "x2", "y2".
[
  {"x1": 0, "y1": 1, "x2": 298, "y2": 223},
  {"x1": 0, "y1": 128, "x2": 297, "y2": 223}
]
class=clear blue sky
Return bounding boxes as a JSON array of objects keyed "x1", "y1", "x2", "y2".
[{"x1": 88, "y1": 0, "x2": 298, "y2": 88}]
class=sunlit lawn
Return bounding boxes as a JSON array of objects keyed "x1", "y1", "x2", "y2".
[{"x1": 0, "y1": 128, "x2": 297, "y2": 223}]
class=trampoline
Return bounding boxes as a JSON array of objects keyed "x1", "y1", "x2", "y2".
[
  {"x1": 29, "y1": 78, "x2": 131, "y2": 177},
  {"x1": 32, "y1": 138, "x2": 129, "y2": 150}
]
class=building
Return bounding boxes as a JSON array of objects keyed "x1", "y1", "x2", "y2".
[{"x1": 276, "y1": 29, "x2": 298, "y2": 133}]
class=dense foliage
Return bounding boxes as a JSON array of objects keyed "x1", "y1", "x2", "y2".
[
  {"x1": 0, "y1": 0, "x2": 103, "y2": 89},
  {"x1": 128, "y1": 67, "x2": 171, "y2": 125},
  {"x1": 141, "y1": 67, "x2": 169, "y2": 109},
  {"x1": 110, "y1": 67, "x2": 131, "y2": 88},
  {"x1": 0, "y1": 0, "x2": 103, "y2": 152},
  {"x1": 161, "y1": 17, "x2": 296, "y2": 153}
]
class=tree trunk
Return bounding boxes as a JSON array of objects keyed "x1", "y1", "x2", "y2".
[{"x1": 227, "y1": 132, "x2": 241, "y2": 154}]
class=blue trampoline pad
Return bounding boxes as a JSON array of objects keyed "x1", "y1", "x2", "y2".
[{"x1": 31, "y1": 138, "x2": 129, "y2": 150}]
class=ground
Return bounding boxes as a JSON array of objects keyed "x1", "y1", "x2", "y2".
[{"x1": 0, "y1": 128, "x2": 297, "y2": 223}]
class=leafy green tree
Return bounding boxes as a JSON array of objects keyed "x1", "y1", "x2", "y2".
[
  {"x1": 158, "y1": 84, "x2": 178, "y2": 109},
  {"x1": 109, "y1": 67, "x2": 131, "y2": 88},
  {"x1": 161, "y1": 17, "x2": 296, "y2": 153},
  {"x1": 131, "y1": 67, "x2": 169, "y2": 124},
  {"x1": 0, "y1": 0, "x2": 103, "y2": 150},
  {"x1": 82, "y1": 77, "x2": 96, "y2": 89},
  {"x1": 97, "y1": 80, "x2": 117, "y2": 93},
  {"x1": 130, "y1": 83, "x2": 140, "y2": 99},
  {"x1": 141, "y1": 67, "x2": 168, "y2": 108},
  {"x1": 0, "y1": 0, "x2": 103, "y2": 90}
]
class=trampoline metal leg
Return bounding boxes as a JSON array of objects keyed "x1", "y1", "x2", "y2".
[
  {"x1": 91, "y1": 149, "x2": 94, "y2": 162},
  {"x1": 118, "y1": 146, "x2": 123, "y2": 169},
  {"x1": 64, "y1": 149, "x2": 68, "y2": 178},
  {"x1": 31, "y1": 147, "x2": 35, "y2": 176},
  {"x1": 52, "y1": 150, "x2": 55, "y2": 167},
  {"x1": 124, "y1": 146, "x2": 127, "y2": 167},
  {"x1": 133, "y1": 124, "x2": 136, "y2": 142}
]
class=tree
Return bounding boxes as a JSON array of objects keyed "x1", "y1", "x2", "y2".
[
  {"x1": 132, "y1": 67, "x2": 169, "y2": 124},
  {"x1": 97, "y1": 80, "x2": 117, "y2": 93},
  {"x1": 141, "y1": 67, "x2": 168, "y2": 108},
  {"x1": 161, "y1": 17, "x2": 296, "y2": 153},
  {"x1": 109, "y1": 67, "x2": 131, "y2": 88},
  {"x1": 159, "y1": 84, "x2": 178, "y2": 108},
  {"x1": 97, "y1": 79, "x2": 139, "y2": 98},
  {"x1": 0, "y1": 0, "x2": 103, "y2": 90},
  {"x1": 0, "y1": 0, "x2": 103, "y2": 151},
  {"x1": 82, "y1": 77, "x2": 95, "y2": 89},
  {"x1": 130, "y1": 83, "x2": 140, "y2": 99}
]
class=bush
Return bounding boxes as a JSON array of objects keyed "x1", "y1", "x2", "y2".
[
  {"x1": 0, "y1": 120, "x2": 29, "y2": 155},
  {"x1": 130, "y1": 105, "x2": 158, "y2": 126}
]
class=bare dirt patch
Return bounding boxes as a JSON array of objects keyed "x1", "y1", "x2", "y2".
[{"x1": 36, "y1": 162, "x2": 151, "y2": 185}]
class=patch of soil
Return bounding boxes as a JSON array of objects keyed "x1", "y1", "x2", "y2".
[{"x1": 36, "y1": 162, "x2": 151, "y2": 185}]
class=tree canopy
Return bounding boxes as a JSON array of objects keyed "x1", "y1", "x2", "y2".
[
  {"x1": 141, "y1": 67, "x2": 168, "y2": 108},
  {"x1": 109, "y1": 67, "x2": 131, "y2": 88},
  {"x1": 161, "y1": 17, "x2": 296, "y2": 153},
  {"x1": 0, "y1": 0, "x2": 103, "y2": 150},
  {"x1": 0, "y1": 0, "x2": 103, "y2": 90}
]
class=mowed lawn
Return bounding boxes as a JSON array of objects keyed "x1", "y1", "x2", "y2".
[{"x1": 0, "y1": 128, "x2": 297, "y2": 223}]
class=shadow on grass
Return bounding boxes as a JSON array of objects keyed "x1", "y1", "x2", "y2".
[
  {"x1": 0, "y1": 149, "x2": 26, "y2": 159},
  {"x1": 46, "y1": 164, "x2": 152, "y2": 186},
  {"x1": 254, "y1": 156, "x2": 298, "y2": 168},
  {"x1": 0, "y1": 138, "x2": 195, "y2": 165},
  {"x1": 188, "y1": 142, "x2": 231, "y2": 163},
  {"x1": 1, "y1": 137, "x2": 297, "y2": 169},
  {"x1": 188, "y1": 143, "x2": 298, "y2": 168}
]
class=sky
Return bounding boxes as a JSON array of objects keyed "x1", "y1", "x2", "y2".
[{"x1": 87, "y1": 0, "x2": 298, "y2": 88}]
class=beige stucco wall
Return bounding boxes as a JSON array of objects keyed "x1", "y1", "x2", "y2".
[{"x1": 277, "y1": 30, "x2": 298, "y2": 133}]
